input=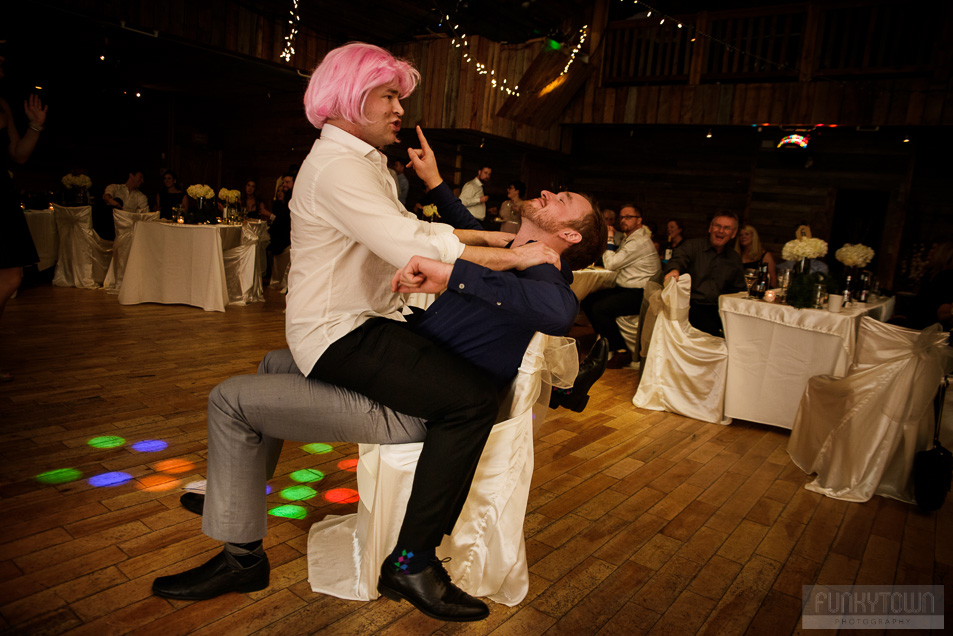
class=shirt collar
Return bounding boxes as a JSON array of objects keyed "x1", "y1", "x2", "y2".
[{"x1": 321, "y1": 124, "x2": 382, "y2": 163}]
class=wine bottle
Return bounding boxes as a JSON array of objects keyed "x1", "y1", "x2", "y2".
[{"x1": 750, "y1": 263, "x2": 768, "y2": 299}]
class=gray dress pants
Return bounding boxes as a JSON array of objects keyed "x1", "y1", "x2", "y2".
[{"x1": 202, "y1": 349, "x2": 427, "y2": 543}]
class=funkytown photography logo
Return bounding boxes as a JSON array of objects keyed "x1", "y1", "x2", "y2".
[{"x1": 802, "y1": 585, "x2": 944, "y2": 630}]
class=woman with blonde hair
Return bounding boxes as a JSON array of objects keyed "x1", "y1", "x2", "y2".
[{"x1": 736, "y1": 224, "x2": 777, "y2": 287}]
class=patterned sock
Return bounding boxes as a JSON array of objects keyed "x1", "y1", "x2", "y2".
[
  {"x1": 225, "y1": 540, "x2": 264, "y2": 568},
  {"x1": 386, "y1": 546, "x2": 435, "y2": 574}
]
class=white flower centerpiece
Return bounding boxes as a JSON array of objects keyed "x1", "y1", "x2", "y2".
[
  {"x1": 218, "y1": 188, "x2": 242, "y2": 223},
  {"x1": 782, "y1": 236, "x2": 828, "y2": 274},
  {"x1": 186, "y1": 184, "x2": 216, "y2": 223},
  {"x1": 835, "y1": 243, "x2": 875, "y2": 268},
  {"x1": 61, "y1": 173, "x2": 92, "y2": 205}
]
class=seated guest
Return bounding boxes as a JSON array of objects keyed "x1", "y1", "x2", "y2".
[
  {"x1": 583, "y1": 203, "x2": 661, "y2": 368},
  {"x1": 242, "y1": 180, "x2": 268, "y2": 219},
  {"x1": 664, "y1": 210, "x2": 746, "y2": 338},
  {"x1": 103, "y1": 169, "x2": 149, "y2": 213},
  {"x1": 265, "y1": 174, "x2": 293, "y2": 281},
  {"x1": 155, "y1": 170, "x2": 184, "y2": 220},
  {"x1": 736, "y1": 224, "x2": 777, "y2": 287},
  {"x1": 498, "y1": 179, "x2": 524, "y2": 234},
  {"x1": 663, "y1": 218, "x2": 684, "y2": 261}
]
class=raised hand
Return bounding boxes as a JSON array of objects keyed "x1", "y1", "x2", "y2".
[
  {"x1": 406, "y1": 126, "x2": 442, "y2": 189},
  {"x1": 24, "y1": 94, "x2": 47, "y2": 127}
]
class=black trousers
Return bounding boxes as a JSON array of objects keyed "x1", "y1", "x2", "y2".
[
  {"x1": 581, "y1": 286, "x2": 645, "y2": 351},
  {"x1": 310, "y1": 318, "x2": 500, "y2": 551},
  {"x1": 688, "y1": 304, "x2": 724, "y2": 338}
]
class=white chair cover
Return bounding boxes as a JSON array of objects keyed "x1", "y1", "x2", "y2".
[
  {"x1": 23, "y1": 209, "x2": 59, "y2": 271},
  {"x1": 223, "y1": 221, "x2": 268, "y2": 305},
  {"x1": 103, "y1": 210, "x2": 159, "y2": 293},
  {"x1": 269, "y1": 246, "x2": 291, "y2": 293},
  {"x1": 307, "y1": 333, "x2": 579, "y2": 606},
  {"x1": 51, "y1": 204, "x2": 112, "y2": 289},
  {"x1": 616, "y1": 314, "x2": 640, "y2": 357},
  {"x1": 788, "y1": 319, "x2": 952, "y2": 503},
  {"x1": 633, "y1": 275, "x2": 729, "y2": 424}
]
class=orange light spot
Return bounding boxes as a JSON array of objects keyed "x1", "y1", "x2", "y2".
[
  {"x1": 137, "y1": 474, "x2": 181, "y2": 492},
  {"x1": 337, "y1": 459, "x2": 359, "y2": 472},
  {"x1": 155, "y1": 458, "x2": 195, "y2": 474},
  {"x1": 325, "y1": 488, "x2": 359, "y2": 504}
]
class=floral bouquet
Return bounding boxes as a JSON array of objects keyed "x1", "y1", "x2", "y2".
[
  {"x1": 218, "y1": 188, "x2": 242, "y2": 205},
  {"x1": 61, "y1": 174, "x2": 92, "y2": 188},
  {"x1": 781, "y1": 237, "x2": 828, "y2": 261},
  {"x1": 421, "y1": 204, "x2": 440, "y2": 220},
  {"x1": 187, "y1": 184, "x2": 216, "y2": 200},
  {"x1": 835, "y1": 243, "x2": 875, "y2": 268}
]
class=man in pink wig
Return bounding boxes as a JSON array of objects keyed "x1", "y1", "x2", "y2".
[{"x1": 153, "y1": 42, "x2": 572, "y2": 622}]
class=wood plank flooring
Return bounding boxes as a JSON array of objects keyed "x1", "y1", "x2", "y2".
[{"x1": 1, "y1": 283, "x2": 951, "y2": 635}]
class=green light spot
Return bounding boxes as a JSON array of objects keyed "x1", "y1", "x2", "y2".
[
  {"x1": 269, "y1": 505, "x2": 307, "y2": 519},
  {"x1": 289, "y1": 469, "x2": 324, "y2": 483},
  {"x1": 280, "y1": 485, "x2": 317, "y2": 501},
  {"x1": 547, "y1": 39, "x2": 562, "y2": 51},
  {"x1": 301, "y1": 443, "x2": 333, "y2": 454},
  {"x1": 88, "y1": 436, "x2": 125, "y2": 449},
  {"x1": 36, "y1": 468, "x2": 82, "y2": 484}
]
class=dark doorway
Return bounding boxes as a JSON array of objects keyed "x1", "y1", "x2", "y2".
[{"x1": 829, "y1": 189, "x2": 889, "y2": 272}]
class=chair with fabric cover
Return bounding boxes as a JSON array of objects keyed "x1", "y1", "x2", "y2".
[
  {"x1": 223, "y1": 221, "x2": 268, "y2": 305},
  {"x1": 103, "y1": 210, "x2": 159, "y2": 293},
  {"x1": 633, "y1": 275, "x2": 729, "y2": 424},
  {"x1": 51, "y1": 204, "x2": 113, "y2": 289},
  {"x1": 269, "y1": 245, "x2": 291, "y2": 293},
  {"x1": 615, "y1": 274, "x2": 665, "y2": 362},
  {"x1": 788, "y1": 318, "x2": 953, "y2": 503},
  {"x1": 306, "y1": 333, "x2": 579, "y2": 606}
]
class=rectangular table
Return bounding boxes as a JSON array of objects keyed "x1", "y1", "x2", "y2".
[
  {"x1": 118, "y1": 222, "x2": 245, "y2": 312},
  {"x1": 719, "y1": 292, "x2": 896, "y2": 429}
]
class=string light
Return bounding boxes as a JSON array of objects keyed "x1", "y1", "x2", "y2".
[
  {"x1": 561, "y1": 26, "x2": 589, "y2": 76},
  {"x1": 279, "y1": 0, "x2": 300, "y2": 62},
  {"x1": 625, "y1": 0, "x2": 795, "y2": 74},
  {"x1": 446, "y1": 13, "x2": 520, "y2": 96}
]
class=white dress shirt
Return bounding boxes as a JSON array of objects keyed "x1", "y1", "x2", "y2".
[
  {"x1": 459, "y1": 176, "x2": 486, "y2": 220},
  {"x1": 286, "y1": 124, "x2": 466, "y2": 375},
  {"x1": 103, "y1": 183, "x2": 149, "y2": 213},
  {"x1": 603, "y1": 230, "x2": 661, "y2": 289}
]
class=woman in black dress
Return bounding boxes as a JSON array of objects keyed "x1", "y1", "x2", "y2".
[
  {"x1": 156, "y1": 170, "x2": 185, "y2": 219},
  {"x1": 1, "y1": 52, "x2": 47, "y2": 381}
]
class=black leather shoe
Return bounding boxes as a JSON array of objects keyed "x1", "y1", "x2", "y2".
[
  {"x1": 378, "y1": 558, "x2": 489, "y2": 622},
  {"x1": 152, "y1": 549, "x2": 269, "y2": 600},
  {"x1": 550, "y1": 337, "x2": 609, "y2": 412},
  {"x1": 180, "y1": 492, "x2": 205, "y2": 516}
]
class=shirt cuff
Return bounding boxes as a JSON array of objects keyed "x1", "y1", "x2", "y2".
[{"x1": 423, "y1": 224, "x2": 466, "y2": 263}]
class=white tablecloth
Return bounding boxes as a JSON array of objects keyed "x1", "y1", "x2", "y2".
[
  {"x1": 570, "y1": 268, "x2": 617, "y2": 301},
  {"x1": 719, "y1": 293, "x2": 896, "y2": 429},
  {"x1": 119, "y1": 222, "x2": 237, "y2": 312},
  {"x1": 24, "y1": 208, "x2": 58, "y2": 271}
]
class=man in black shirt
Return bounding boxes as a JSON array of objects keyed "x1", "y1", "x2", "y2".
[{"x1": 663, "y1": 210, "x2": 746, "y2": 337}]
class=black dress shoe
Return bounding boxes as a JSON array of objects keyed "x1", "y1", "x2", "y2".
[
  {"x1": 152, "y1": 549, "x2": 269, "y2": 600},
  {"x1": 180, "y1": 492, "x2": 205, "y2": 516},
  {"x1": 378, "y1": 558, "x2": 489, "y2": 622},
  {"x1": 550, "y1": 337, "x2": 610, "y2": 412}
]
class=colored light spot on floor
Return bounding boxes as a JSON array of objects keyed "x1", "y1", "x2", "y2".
[
  {"x1": 88, "y1": 436, "x2": 125, "y2": 449},
  {"x1": 325, "y1": 488, "x2": 360, "y2": 504},
  {"x1": 155, "y1": 458, "x2": 195, "y2": 474},
  {"x1": 269, "y1": 505, "x2": 307, "y2": 519},
  {"x1": 266, "y1": 484, "x2": 272, "y2": 495},
  {"x1": 36, "y1": 468, "x2": 82, "y2": 485},
  {"x1": 132, "y1": 440, "x2": 168, "y2": 452},
  {"x1": 280, "y1": 485, "x2": 317, "y2": 501},
  {"x1": 89, "y1": 472, "x2": 133, "y2": 487},
  {"x1": 289, "y1": 469, "x2": 324, "y2": 483},
  {"x1": 301, "y1": 443, "x2": 333, "y2": 454},
  {"x1": 337, "y1": 459, "x2": 359, "y2": 471},
  {"x1": 137, "y1": 474, "x2": 181, "y2": 492}
]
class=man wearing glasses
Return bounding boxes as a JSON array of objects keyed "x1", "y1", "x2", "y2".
[
  {"x1": 664, "y1": 210, "x2": 747, "y2": 337},
  {"x1": 582, "y1": 203, "x2": 661, "y2": 368}
]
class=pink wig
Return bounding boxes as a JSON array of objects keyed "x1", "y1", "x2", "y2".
[{"x1": 303, "y1": 42, "x2": 420, "y2": 129}]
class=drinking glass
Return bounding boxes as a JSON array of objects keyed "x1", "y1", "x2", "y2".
[
  {"x1": 744, "y1": 268, "x2": 758, "y2": 298},
  {"x1": 813, "y1": 283, "x2": 827, "y2": 309},
  {"x1": 778, "y1": 270, "x2": 792, "y2": 302}
]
